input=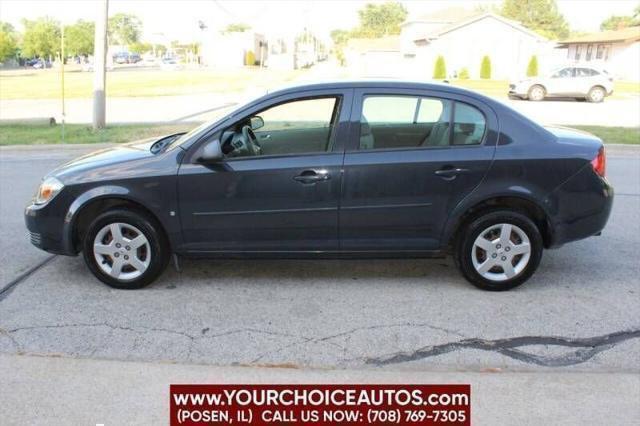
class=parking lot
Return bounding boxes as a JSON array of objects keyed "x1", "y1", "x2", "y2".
[{"x1": 1, "y1": 143, "x2": 639, "y2": 373}]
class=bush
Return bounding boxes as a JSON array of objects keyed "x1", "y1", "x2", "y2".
[
  {"x1": 526, "y1": 55, "x2": 539, "y2": 77},
  {"x1": 244, "y1": 50, "x2": 256, "y2": 66},
  {"x1": 480, "y1": 55, "x2": 491, "y2": 79},
  {"x1": 433, "y1": 55, "x2": 446, "y2": 79},
  {"x1": 458, "y1": 67, "x2": 470, "y2": 79}
]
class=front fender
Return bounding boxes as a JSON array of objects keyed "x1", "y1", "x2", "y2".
[{"x1": 61, "y1": 185, "x2": 134, "y2": 253}]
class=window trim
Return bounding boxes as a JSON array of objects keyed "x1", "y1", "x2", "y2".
[
  {"x1": 355, "y1": 94, "x2": 488, "y2": 152},
  {"x1": 219, "y1": 94, "x2": 344, "y2": 161}
]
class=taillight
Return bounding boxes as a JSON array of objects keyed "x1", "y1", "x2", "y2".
[{"x1": 591, "y1": 146, "x2": 606, "y2": 177}]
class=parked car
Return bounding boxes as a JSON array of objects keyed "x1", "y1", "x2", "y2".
[
  {"x1": 509, "y1": 66, "x2": 614, "y2": 102},
  {"x1": 113, "y1": 52, "x2": 142, "y2": 64},
  {"x1": 25, "y1": 81, "x2": 613, "y2": 290},
  {"x1": 160, "y1": 57, "x2": 182, "y2": 70}
]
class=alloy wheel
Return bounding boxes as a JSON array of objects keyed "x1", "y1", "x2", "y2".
[
  {"x1": 93, "y1": 222, "x2": 151, "y2": 281},
  {"x1": 471, "y1": 223, "x2": 531, "y2": 282}
]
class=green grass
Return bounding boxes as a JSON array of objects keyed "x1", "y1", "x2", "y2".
[
  {"x1": 1, "y1": 123, "x2": 637, "y2": 146},
  {"x1": 568, "y1": 125, "x2": 640, "y2": 145},
  {"x1": 0, "y1": 123, "x2": 194, "y2": 145},
  {"x1": 0, "y1": 67, "x2": 302, "y2": 100}
]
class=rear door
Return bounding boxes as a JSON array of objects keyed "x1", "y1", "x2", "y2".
[{"x1": 339, "y1": 88, "x2": 497, "y2": 252}]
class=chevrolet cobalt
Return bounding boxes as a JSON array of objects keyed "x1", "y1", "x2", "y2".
[{"x1": 25, "y1": 81, "x2": 613, "y2": 290}]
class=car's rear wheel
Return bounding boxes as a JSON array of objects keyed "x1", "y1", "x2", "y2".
[
  {"x1": 82, "y1": 209, "x2": 169, "y2": 289},
  {"x1": 456, "y1": 210, "x2": 543, "y2": 291},
  {"x1": 587, "y1": 86, "x2": 606, "y2": 103},
  {"x1": 527, "y1": 85, "x2": 546, "y2": 101}
]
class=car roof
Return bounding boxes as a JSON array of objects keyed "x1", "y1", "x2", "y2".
[{"x1": 266, "y1": 79, "x2": 489, "y2": 99}]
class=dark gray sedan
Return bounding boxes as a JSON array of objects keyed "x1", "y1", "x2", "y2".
[{"x1": 25, "y1": 81, "x2": 613, "y2": 290}]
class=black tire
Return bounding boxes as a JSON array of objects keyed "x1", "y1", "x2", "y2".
[
  {"x1": 82, "y1": 209, "x2": 169, "y2": 289},
  {"x1": 527, "y1": 85, "x2": 546, "y2": 101},
  {"x1": 455, "y1": 210, "x2": 543, "y2": 291},
  {"x1": 587, "y1": 86, "x2": 605, "y2": 103}
]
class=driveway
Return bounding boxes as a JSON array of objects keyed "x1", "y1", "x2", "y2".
[{"x1": 1, "y1": 145, "x2": 638, "y2": 372}]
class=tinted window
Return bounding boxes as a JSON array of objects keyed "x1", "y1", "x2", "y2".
[
  {"x1": 552, "y1": 68, "x2": 574, "y2": 78},
  {"x1": 225, "y1": 97, "x2": 340, "y2": 157},
  {"x1": 359, "y1": 96, "x2": 485, "y2": 149},
  {"x1": 360, "y1": 96, "x2": 451, "y2": 149},
  {"x1": 452, "y1": 103, "x2": 486, "y2": 145},
  {"x1": 576, "y1": 67, "x2": 599, "y2": 77}
]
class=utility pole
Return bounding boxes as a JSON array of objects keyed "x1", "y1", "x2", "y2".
[
  {"x1": 60, "y1": 23, "x2": 65, "y2": 142},
  {"x1": 93, "y1": 0, "x2": 109, "y2": 129}
]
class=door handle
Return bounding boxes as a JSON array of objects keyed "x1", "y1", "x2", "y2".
[
  {"x1": 293, "y1": 170, "x2": 331, "y2": 184},
  {"x1": 435, "y1": 167, "x2": 469, "y2": 180},
  {"x1": 260, "y1": 134, "x2": 271, "y2": 140}
]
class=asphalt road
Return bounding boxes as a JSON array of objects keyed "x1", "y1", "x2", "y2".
[{"x1": 0, "y1": 145, "x2": 639, "y2": 373}]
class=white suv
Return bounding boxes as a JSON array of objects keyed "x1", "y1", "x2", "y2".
[{"x1": 509, "y1": 66, "x2": 614, "y2": 103}]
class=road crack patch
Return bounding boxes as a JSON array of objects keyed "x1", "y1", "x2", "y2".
[{"x1": 365, "y1": 329, "x2": 640, "y2": 367}]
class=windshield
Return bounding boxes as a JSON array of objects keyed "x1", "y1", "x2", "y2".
[{"x1": 168, "y1": 95, "x2": 264, "y2": 150}]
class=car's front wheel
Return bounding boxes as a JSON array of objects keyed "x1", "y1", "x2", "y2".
[
  {"x1": 527, "y1": 85, "x2": 546, "y2": 101},
  {"x1": 456, "y1": 210, "x2": 543, "y2": 291},
  {"x1": 82, "y1": 209, "x2": 169, "y2": 289}
]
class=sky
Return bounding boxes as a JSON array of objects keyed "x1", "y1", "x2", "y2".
[{"x1": 0, "y1": 0, "x2": 638, "y2": 43}]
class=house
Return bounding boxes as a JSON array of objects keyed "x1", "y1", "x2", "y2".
[
  {"x1": 400, "y1": 9, "x2": 557, "y2": 79},
  {"x1": 199, "y1": 30, "x2": 267, "y2": 68},
  {"x1": 556, "y1": 27, "x2": 640, "y2": 80},
  {"x1": 343, "y1": 35, "x2": 403, "y2": 76}
]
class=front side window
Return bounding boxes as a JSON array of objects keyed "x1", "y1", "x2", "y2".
[
  {"x1": 359, "y1": 95, "x2": 485, "y2": 150},
  {"x1": 552, "y1": 67, "x2": 574, "y2": 78},
  {"x1": 223, "y1": 97, "x2": 340, "y2": 158}
]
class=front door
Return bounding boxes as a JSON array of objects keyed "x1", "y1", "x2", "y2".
[
  {"x1": 177, "y1": 91, "x2": 351, "y2": 253},
  {"x1": 339, "y1": 89, "x2": 497, "y2": 252}
]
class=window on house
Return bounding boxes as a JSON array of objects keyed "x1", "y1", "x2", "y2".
[
  {"x1": 574, "y1": 45, "x2": 581, "y2": 61},
  {"x1": 596, "y1": 44, "x2": 604, "y2": 59},
  {"x1": 604, "y1": 45, "x2": 611, "y2": 60},
  {"x1": 586, "y1": 44, "x2": 593, "y2": 61}
]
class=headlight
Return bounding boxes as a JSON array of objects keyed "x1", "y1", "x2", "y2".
[{"x1": 35, "y1": 177, "x2": 64, "y2": 205}]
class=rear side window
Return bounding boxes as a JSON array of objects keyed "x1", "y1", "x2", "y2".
[
  {"x1": 453, "y1": 103, "x2": 486, "y2": 145},
  {"x1": 359, "y1": 95, "x2": 485, "y2": 150}
]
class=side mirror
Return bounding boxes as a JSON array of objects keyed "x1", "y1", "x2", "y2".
[
  {"x1": 199, "y1": 139, "x2": 223, "y2": 162},
  {"x1": 250, "y1": 115, "x2": 264, "y2": 130}
]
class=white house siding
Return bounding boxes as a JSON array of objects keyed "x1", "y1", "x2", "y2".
[
  {"x1": 565, "y1": 42, "x2": 640, "y2": 80},
  {"x1": 401, "y1": 16, "x2": 551, "y2": 80}
]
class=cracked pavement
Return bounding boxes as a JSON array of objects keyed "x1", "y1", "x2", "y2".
[{"x1": 0, "y1": 145, "x2": 639, "y2": 373}]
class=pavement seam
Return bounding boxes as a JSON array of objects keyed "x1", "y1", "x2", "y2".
[{"x1": 0, "y1": 255, "x2": 56, "y2": 302}]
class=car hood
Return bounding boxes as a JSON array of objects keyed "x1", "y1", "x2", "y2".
[{"x1": 47, "y1": 137, "x2": 174, "y2": 183}]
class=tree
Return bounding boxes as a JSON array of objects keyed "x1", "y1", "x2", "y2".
[
  {"x1": 501, "y1": 0, "x2": 569, "y2": 39},
  {"x1": 64, "y1": 20, "x2": 94, "y2": 56},
  {"x1": 353, "y1": 1, "x2": 408, "y2": 38},
  {"x1": 108, "y1": 13, "x2": 142, "y2": 46},
  {"x1": 433, "y1": 55, "x2": 446, "y2": 79},
  {"x1": 128, "y1": 41, "x2": 152, "y2": 54},
  {"x1": 21, "y1": 17, "x2": 61, "y2": 58},
  {"x1": 330, "y1": 29, "x2": 350, "y2": 46},
  {"x1": 600, "y1": 7, "x2": 640, "y2": 30},
  {"x1": 223, "y1": 23, "x2": 251, "y2": 33},
  {"x1": 0, "y1": 22, "x2": 18, "y2": 62},
  {"x1": 526, "y1": 55, "x2": 538, "y2": 77},
  {"x1": 480, "y1": 55, "x2": 491, "y2": 79}
]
